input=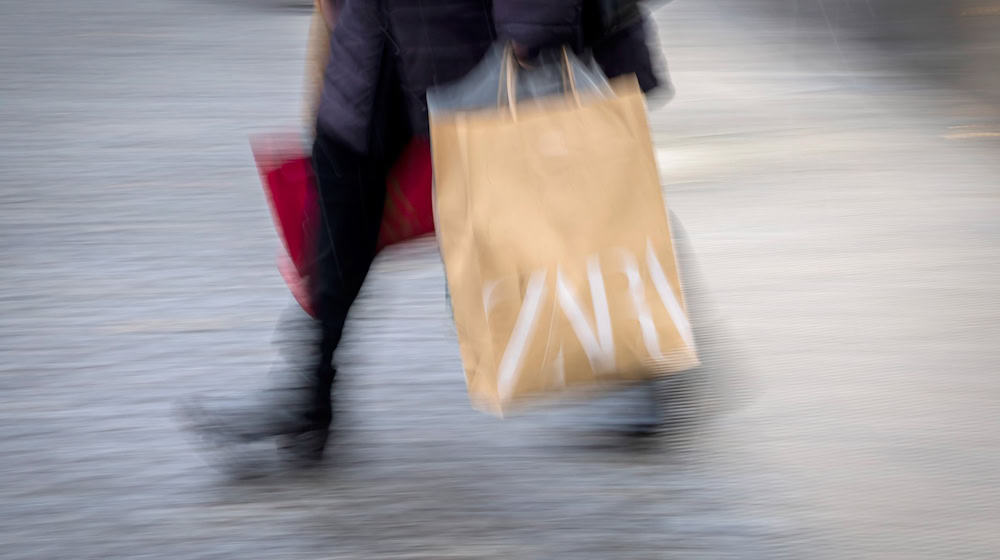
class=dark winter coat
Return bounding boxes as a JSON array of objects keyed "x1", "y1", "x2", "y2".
[{"x1": 317, "y1": 0, "x2": 660, "y2": 153}]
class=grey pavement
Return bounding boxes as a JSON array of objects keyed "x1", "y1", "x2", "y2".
[{"x1": 2, "y1": 1, "x2": 1000, "y2": 559}]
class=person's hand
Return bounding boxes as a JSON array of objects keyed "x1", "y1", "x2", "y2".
[
  {"x1": 512, "y1": 42, "x2": 537, "y2": 68},
  {"x1": 317, "y1": 0, "x2": 340, "y2": 30}
]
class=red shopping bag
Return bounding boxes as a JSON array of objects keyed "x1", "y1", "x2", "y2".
[
  {"x1": 377, "y1": 137, "x2": 434, "y2": 252},
  {"x1": 251, "y1": 134, "x2": 319, "y2": 278},
  {"x1": 251, "y1": 134, "x2": 434, "y2": 317}
]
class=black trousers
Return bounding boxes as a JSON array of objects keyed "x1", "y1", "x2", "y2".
[
  {"x1": 304, "y1": 48, "x2": 411, "y2": 400},
  {"x1": 305, "y1": 130, "x2": 385, "y2": 397}
]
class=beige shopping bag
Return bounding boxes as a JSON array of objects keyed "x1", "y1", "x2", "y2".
[
  {"x1": 302, "y1": 0, "x2": 334, "y2": 127},
  {"x1": 431, "y1": 48, "x2": 699, "y2": 414}
]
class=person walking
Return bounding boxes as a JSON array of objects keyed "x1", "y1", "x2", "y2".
[{"x1": 182, "y1": 0, "x2": 668, "y2": 463}]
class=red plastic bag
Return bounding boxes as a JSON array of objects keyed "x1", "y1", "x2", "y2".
[
  {"x1": 251, "y1": 134, "x2": 319, "y2": 278},
  {"x1": 251, "y1": 134, "x2": 434, "y2": 317},
  {"x1": 377, "y1": 138, "x2": 434, "y2": 251}
]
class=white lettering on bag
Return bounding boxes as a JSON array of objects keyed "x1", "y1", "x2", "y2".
[
  {"x1": 556, "y1": 257, "x2": 616, "y2": 375},
  {"x1": 489, "y1": 240, "x2": 693, "y2": 401},
  {"x1": 645, "y1": 240, "x2": 694, "y2": 349},
  {"x1": 621, "y1": 249, "x2": 663, "y2": 360},
  {"x1": 495, "y1": 270, "x2": 548, "y2": 401}
]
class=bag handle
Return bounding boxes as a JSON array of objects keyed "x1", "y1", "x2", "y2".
[{"x1": 496, "y1": 44, "x2": 583, "y2": 121}]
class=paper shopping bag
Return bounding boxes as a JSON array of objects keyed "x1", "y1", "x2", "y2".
[{"x1": 430, "y1": 48, "x2": 699, "y2": 414}]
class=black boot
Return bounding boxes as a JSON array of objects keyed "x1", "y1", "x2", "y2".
[{"x1": 178, "y1": 330, "x2": 336, "y2": 465}]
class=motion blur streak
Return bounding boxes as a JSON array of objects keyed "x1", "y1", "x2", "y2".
[{"x1": 1, "y1": 1, "x2": 998, "y2": 558}]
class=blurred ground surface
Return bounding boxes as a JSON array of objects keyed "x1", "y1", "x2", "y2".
[{"x1": 2, "y1": 1, "x2": 999, "y2": 559}]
